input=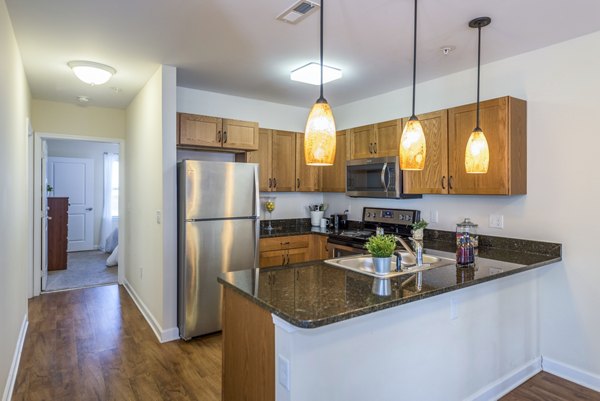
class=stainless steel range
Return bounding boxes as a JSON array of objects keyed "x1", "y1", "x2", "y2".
[{"x1": 327, "y1": 207, "x2": 421, "y2": 258}]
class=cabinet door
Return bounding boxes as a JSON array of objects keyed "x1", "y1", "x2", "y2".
[
  {"x1": 271, "y1": 131, "x2": 296, "y2": 192},
  {"x1": 321, "y1": 131, "x2": 347, "y2": 192},
  {"x1": 374, "y1": 119, "x2": 401, "y2": 157},
  {"x1": 259, "y1": 249, "x2": 287, "y2": 268},
  {"x1": 295, "y1": 134, "x2": 321, "y2": 192},
  {"x1": 287, "y1": 247, "x2": 309, "y2": 264},
  {"x1": 349, "y1": 125, "x2": 375, "y2": 159},
  {"x1": 222, "y1": 119, "x2": 259, "y2": 151},
  {"x1": 403, "y1": 110, "x2": 449, "y2": 194},
  {"x1": 178, "y1": 114, "x2": 222, "y2": 147},
  {"x1": 249, "y1": 129, "x2": 273, "y2": 192},
  {"x1": 448, "y1": 97, "x2": 510, "y2": 195}
]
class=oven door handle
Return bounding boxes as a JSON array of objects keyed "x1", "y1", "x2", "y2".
[{"x1": 380, "y1": 162, "x2": 388, "y2": 192}]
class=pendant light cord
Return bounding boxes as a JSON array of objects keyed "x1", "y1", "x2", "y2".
[
  {"x1": 476, "y1": 25, "x2": 481, "y2": 129},
  {"x1": 319, "y1": 0, "x2": 324, "y2": 101},
  {"x1": 411, "y1": 0, "x2": 418, "y2": 117}
]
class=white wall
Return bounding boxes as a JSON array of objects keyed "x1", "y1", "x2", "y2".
[
  {"x1": 125, "y1": 65, "x2": 178, "y2": 341},
  {"x1": 46, "y1": 139, "x2": 120, "y2": 248},
  {"x1": 0, "y1": 1, "x2": 30, "y2": 399},
  {"x1": 327, "y1": 31, "x2": 600, "y2": 382},
  {"x1": 177, "y1": 87, "x2": 324, "y2": 219}
]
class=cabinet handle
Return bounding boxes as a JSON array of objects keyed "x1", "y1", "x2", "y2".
[
  {"x1": 223, "y1": 131, "x2": 228, "y2": 143},
  {"x1": 268, "y1": 178, "x2": 272, "y2": 188},
  {"x1": 282, "y1": 255, "x2": 285, "y2": 265},
  {"x1": 286, "y1": 254, "x2": 289, "y2": 265},
  {"x1": 217, "y1": 130, "x2": 222, "y2": 143},
  {"x1": 297, "y1": 178, "x2": 300, "y2": 189},
  {"x1": 295, "y1": 269, "x2": 299, "y2": 281},
  {"x1": 273, "y1": 178, "x2": 277, "y2": 188},
  {"x1": 373, "y1": 142, "x2": 377, "y2": 154},
  {"x1": 449, "y1": 176, "x2": 454, "y2": 190},
  {"x1": 369, "y1": 143, "x2": 373, "y2": 153},
  {"x1": 441, "y1": 176, "x2": 446, "y2": 189}
]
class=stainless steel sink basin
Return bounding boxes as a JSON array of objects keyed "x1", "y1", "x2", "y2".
[{"x1": 325, "y1": 253, "x2": 452, "y2": 278}]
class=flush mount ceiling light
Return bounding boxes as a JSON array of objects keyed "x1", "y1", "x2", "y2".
[
  {"x1": 291, "y1": 62, "x2": 342, "y2": 85},
  {"x1": 303, "y1": 0, "x2": 336, "y2": 166},
  {"x1": 399, "y1": 0, "x2": 427, "y2": 171},
  {"x1": 465, "y1": 17, "x2": 491, "y2": 174},
  {"x1": 68, "y1": 60, "x2": 116, "y2": 86}
]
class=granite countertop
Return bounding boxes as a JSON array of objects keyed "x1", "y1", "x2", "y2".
[{"x1": 219, "y1": 236, "x2": 561, "y2": 329}]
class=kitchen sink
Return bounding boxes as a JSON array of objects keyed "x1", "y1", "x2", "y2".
[{"x1": 325, "y1": 253, "x2": 453, "y2": 279}]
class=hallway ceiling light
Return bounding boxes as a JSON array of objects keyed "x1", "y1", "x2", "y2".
[
  {"x1": 291, "y1": 62, "x2": 342, "y2": 85},
  {"x1": 399, "y1": 0, "x2": 426, "y2": 171},
  {"x1": 68, "y1": 61, "x2": 116, "y2": 86},
  {"x1": 303, "y1": 0, "x2": 336, "y2": 166},
  {"x1": 465, "y1": 17, "x2": 491, "y2": 174}
]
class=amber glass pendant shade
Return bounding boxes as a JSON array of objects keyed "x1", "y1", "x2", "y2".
[
  {"x1": 305, "y1": 100, "x2": 336, "y2": 166},
  {"x1": 399, "y1": 116, "x2": 426, "y2": 170},
  {"x1": 465, "y1": 127, "x2": 489, "y2": 173}
]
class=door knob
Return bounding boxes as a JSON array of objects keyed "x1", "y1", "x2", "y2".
[{"x1": 86, "y1": 207, "x2": 93, "y2": 211}]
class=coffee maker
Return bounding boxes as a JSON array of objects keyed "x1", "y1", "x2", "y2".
[{"x1": 331, "y1": 213, "x2": 348, "y2": 230}]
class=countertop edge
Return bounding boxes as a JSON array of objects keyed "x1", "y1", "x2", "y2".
[{"x1": 219, "y1": 256, "x2": 562, "y2": 330}]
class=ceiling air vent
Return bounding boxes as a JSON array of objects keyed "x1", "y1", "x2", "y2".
[{"x1": 277, "y1": 0, "x2": 319, "y2": 24}]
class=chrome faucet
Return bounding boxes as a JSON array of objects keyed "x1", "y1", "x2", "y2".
[{"x1": 394, "y1": 236, "x2": 424, "y2": 267}]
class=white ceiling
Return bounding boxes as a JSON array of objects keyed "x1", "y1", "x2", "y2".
[{"x1": 6, "y1": 0, "x2": 600, "y2": 109}]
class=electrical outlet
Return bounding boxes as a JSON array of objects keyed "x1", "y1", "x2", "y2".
[
  {"x1": 450, "y1": 297, "x2": 458, "y2": 320},
  {"x1": 278, "y1": 354, "x2": 291, "y2": 391},
  {"x1": 489, "y1": 214, "x2": 504, "y2": 229},
  {"x1": 429, "y1": 210, "x2": 439, "y2": 223}
]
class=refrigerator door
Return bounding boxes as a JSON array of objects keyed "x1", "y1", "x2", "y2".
[
  {"x1": 181, "y1": 160, "x2": 259, "y2": 220},
  {"x1": 179, "y1": 217, "x2": 259, "y2": 339}
]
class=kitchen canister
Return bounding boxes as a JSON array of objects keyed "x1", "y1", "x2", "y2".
[
  {"x1": 456, "y1": 218, "x2": 477, "y2": 266},
  {"x1": 311, "y1": 210, "x2": 324, "y2": 227}
]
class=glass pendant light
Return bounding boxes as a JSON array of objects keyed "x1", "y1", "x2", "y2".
[
  {"x1": 465, "y1": 17, "x2": 491, "y2": 174},
  {"x1": 304, "y1": 0, "x2": 336, "y2": 166},
  {"x1": 399, "y1": 0, "x2": 426, "y2": 171}
]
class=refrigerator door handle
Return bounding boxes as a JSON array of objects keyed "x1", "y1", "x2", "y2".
[{"x1": 253, "y1": 164, "x2": 260, "y2": 217}]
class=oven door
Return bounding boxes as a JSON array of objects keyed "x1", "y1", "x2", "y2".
[{"x1": 327, "y1": 241, "x2": 367, "y2": 259}]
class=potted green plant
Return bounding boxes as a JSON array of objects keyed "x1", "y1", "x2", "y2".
[
  {"x1": 365, "y1": 234, "x2": 397, "y2": 274},
  {"x1": 411, "y1": 219, "x2": 428, "y2": 240}
]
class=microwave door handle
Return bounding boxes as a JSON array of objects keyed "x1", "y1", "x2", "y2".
[
  {"x1": 385, "y1": 166, "x2": 391, "y2": 190},
  {"x1": 380, "y1": 163, "x2": 388, "y2": 191}
]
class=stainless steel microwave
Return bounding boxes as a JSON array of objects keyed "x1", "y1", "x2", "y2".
[{"x1": 346, "y1": 156, "x2": 422, "y2": 199}]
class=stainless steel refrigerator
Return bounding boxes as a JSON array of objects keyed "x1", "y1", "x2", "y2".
[{"x1": 178, "y1": 160, "x2": 259, "y2": 340}]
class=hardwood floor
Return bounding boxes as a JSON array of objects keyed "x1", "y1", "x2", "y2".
[
  {"x1": 501, "y1": 371, "x2": 600, "y2": 401},
  {"x1": 12, "y1": 284, "x2": 600, "y2": 401},
  {"x1": 12, "y1": 285, "x2": 221, "y2": 401}
]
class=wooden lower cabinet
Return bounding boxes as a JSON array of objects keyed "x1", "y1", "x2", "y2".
[
  {"x1": 48, "y1": 197, "x2": 69, "y2": 271},
  {"x1": 223, "y1": 287, "x2": 275, "y2": 401},
  {"x1": 321, "y1": 130, "x2": 348, "y2": 192},
  {"x1": 259, "y1": 234, "x2": 329, "y2": 268}
]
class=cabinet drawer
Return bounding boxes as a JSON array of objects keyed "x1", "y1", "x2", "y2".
[
  {"x1": 260, "y1": 235, "x2": 310, "y2": 252},
  {"x1": 259, "y1": 250, "x2": 287, "y2": 268}
]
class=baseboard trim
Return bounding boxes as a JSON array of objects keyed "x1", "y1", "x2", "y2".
[
  {"x1": 2, "y1": 314, "x2": 28, "y2": 401},
  {"x1": 122, "y1": 280, "x2": 179, "y2": 343},
  {"x1": 467, "y1": 357, "x2": 542, "y2": 401},
  {"x1": 543, "y1": 357, "x2": 600, "y2": 392}
]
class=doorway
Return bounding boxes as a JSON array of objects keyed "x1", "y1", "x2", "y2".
[{"x1": 32, "y1": 133, "x2": 125, "y2": 296}]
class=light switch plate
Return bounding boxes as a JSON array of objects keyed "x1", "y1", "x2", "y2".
[{"x1": 489, "y1": 214, "x2": 504, "y2": 229}]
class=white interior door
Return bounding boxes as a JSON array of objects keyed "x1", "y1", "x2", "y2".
[
  {"x1": 41, "y1": 140, "x2": 48, "y2": 291},
  {"x1": 48, "y1": 157, "x2": 94, "y2": 252}
]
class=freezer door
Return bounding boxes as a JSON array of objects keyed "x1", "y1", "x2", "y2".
[
  {"x1": 179, "y1": 218, "x2": 259, "y2": 339},
  {"x1": 181, "y1": 160, "x2": 259, "y2": 220}
]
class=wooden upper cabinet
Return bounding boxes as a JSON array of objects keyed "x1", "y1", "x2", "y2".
[
  {"x1": 271, "y1": 130, "x2": 296, "y2": 192},
  {"x1": 295, "y1": 134, "x2": 321, "y2": 192},
  {"x1": 349, "y1": 120, "x2": 401, "y2": 159},
  {"x1": 403, "y1": 110, "x2": 449, "y2": 194},
  {"x1": 448, "y1": 97, "x2": 526, "y2": 195},
  {"x1": 178, "y1": 114, "x2": 222, "y2": 147},
  {"x1": 321, "y1": 130, "x2": 347, "y2": 192},
  {"x1": 222, "y1": 119, "x2": 259, "y2": 151},
  {"x1": 248, "y1": 129, "x2": 273, "y2": 192},
  {"x1": 349, "y1": 124, "x2": 375, "y2": 159},
  {"x1": 177, "y1": 113, "x2": 258, "y2": 151},
  {"x1": 375, "y1": 119, "x2": 402, "y2": 157}
]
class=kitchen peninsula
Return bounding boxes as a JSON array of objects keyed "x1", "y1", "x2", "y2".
[{"x1": 218, "y1": 233, "x2": 561, "y2": 401}]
